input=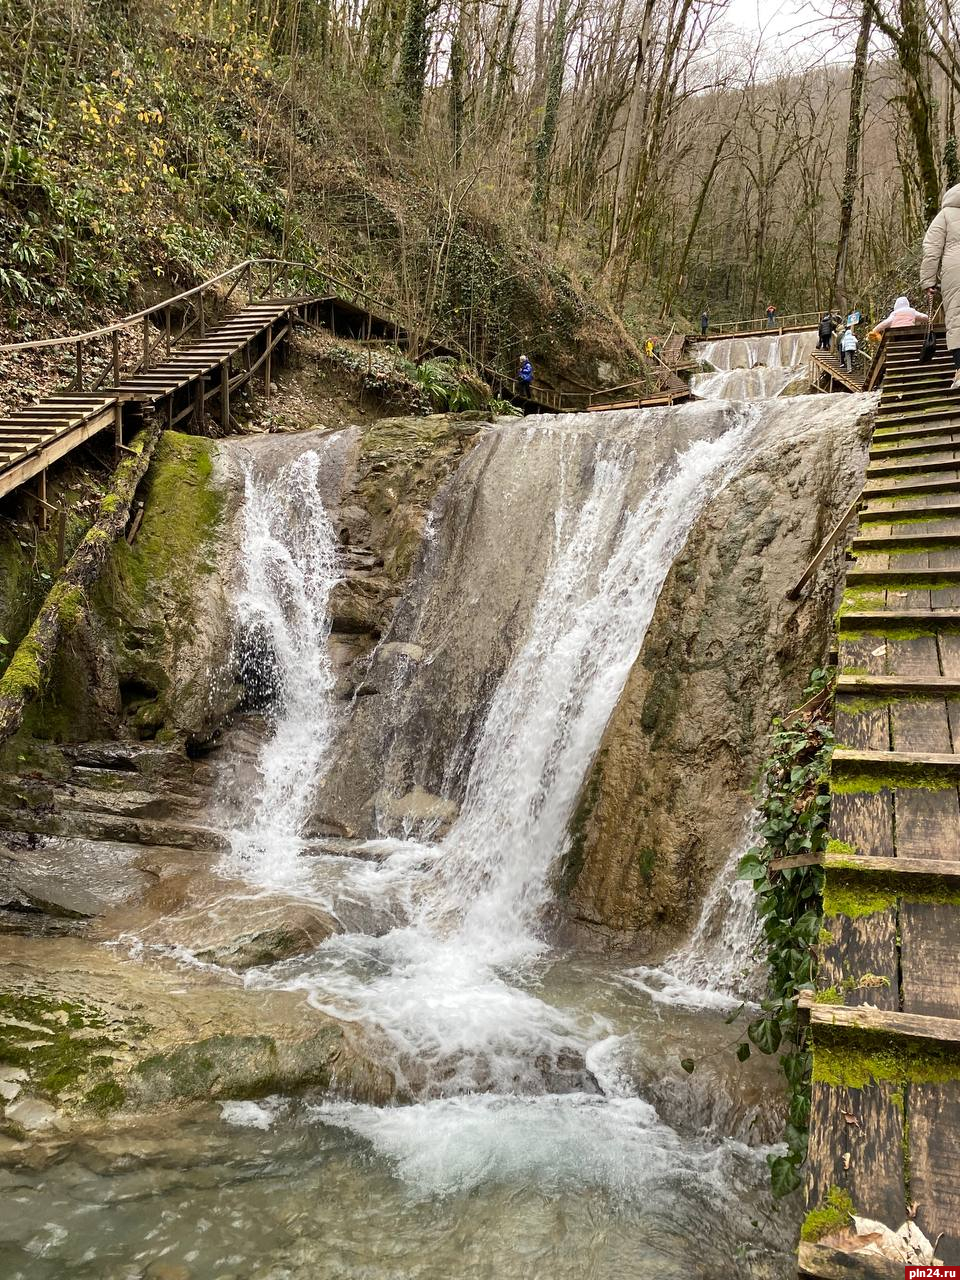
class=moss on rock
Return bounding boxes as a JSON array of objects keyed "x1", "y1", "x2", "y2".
[{"x1": 800, "y1": 1186, "x2": 855, "y2": 1242}]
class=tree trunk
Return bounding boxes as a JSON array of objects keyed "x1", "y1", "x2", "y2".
[
  {"x1": 832, "y1": 2, "x2": 872, "y2": 311},
  {"x1": 532, "y1": 0, "x2": 570, "y2": 233},
  {"x1": 0, "y1": 421, "x2": 163, "y2": 747}
]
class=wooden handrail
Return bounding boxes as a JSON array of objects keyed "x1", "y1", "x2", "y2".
[{"x1": 786, "y1": 490, "x2": 863, "y2": 600}]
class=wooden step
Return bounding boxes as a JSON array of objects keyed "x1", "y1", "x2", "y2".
[
  {"x1": 869, "y1": 436, "x2": 960, "y2": 459},
  {"x1": 861, "y1": 499, "x2": 960, "y2": 520},
  {"x1": 877, "y1": 395, "x2": 960, "y2": 416},
  {"x1": 873, "y1": 407, "x2": 960, "y2": 431},
  {"x1": 851, "y1": 529, "x2": 960, "y2": 551},
  {"x1": 840, "y1": 608, "x2": 960, "y2": 630},
  {"x1": 837, "y1": 673, "x2": 960, "y2": 696},
  {"x1": 823, "y1": 850, "x2": 960, "y2": 882},
  {"x1": 846, "y1": 565, "x2": 960, "y2": 585},
  {"x1": 872, "y1": 420, "x2": 960, "y2": 442},
  {"x1": 862, "y1": 475, "x2": 960, "y2": 499},
  {"x1": 804, "y1": 999, "x2": 960, "y2": 1045},
  {"x1": 833, "y1": 745, "x2": 960, "y2": 778},
  {"x1": 866, "y1": 455, "x2": 960, "y2": 477}
]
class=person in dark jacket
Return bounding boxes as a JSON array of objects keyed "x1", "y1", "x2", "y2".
[
  {"x1": 518, "y1": 355, "x2": 533, "y2": 399},
  {"x1": 700, "y1": 309, "x2": 709, "y2": 336},
  {"x1": 765, "y1": 303, "x2": 777, "y2": 328},
  {"x1": 816, "y1": 313, "x2": 835, "y2": 350}
]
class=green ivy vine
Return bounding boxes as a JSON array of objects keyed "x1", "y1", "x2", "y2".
[{"x1": 735, "y1": 666, "x2": 833, "y2": 1198}]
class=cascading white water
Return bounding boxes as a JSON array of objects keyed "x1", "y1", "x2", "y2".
[
  {"x1": 692, "y1": 331, "x2": 818, "y2": 400},
  {"x1": 224, "y1": 450, "x2": 343, "y2": 886},
  {"x1": 234, "y1": 408, "x2": 767, "y2": 1094},
  {"x1": 622, "y1": 825, "x2": 764, "y2": 1012}
]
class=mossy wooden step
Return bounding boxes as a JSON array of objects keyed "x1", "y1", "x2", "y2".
[
  {"x1": 850, "y1": 529, "x2": 960, "y2": 550},
  {"x1": 823, "y1": 850, "x2": 960, "y2": 881},
  {"x1": 832, "y1": 745, "x2": 960, "y2": 782},
  {"x1": 873, "y1": 420, "x2": 960, "y2": 444},
  {"x1": 869, "y1": 437, "x2": 960, "y2": 460},
  {"x1": 866, "y1": 455, "x2": 960, "y2": 477},
  {"x1": 880, "y1": 401, "x2": 960, "y2": 427},
  {"x1": 845, "y1": 565, "x2": 960, "y2": 586},
  {"x1": 872, "y1": 409, "x2": 960, "y2": 433},
  {"x1": 840, "y1": 608, "x2": 960, "y2": 630},
  {"x1": 802, "y1": 998, "x2": 960, "y2": 1045},
  {"x1": 837, "y1": 674, "x2": 960, "y2": 696},
  {"x1": 862, "y1": 475, "x2": 960, "y2": 499},
  {"x1": 860, "y1": 499, "x2": 960, "y2": 520}
]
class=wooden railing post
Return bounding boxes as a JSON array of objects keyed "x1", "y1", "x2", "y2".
[
  {"x1": 198, "y1": 287, "x2": 206, "y2": 338},
  {"x1": 165, "y1": 305, "x2": 172, "y2": 357},
  {"x1": 112, "y1": 329, "x2": 120, "y2": 385},
  {"x1": 220, "y1": 360, "x2": 230, "y2": 431},
  {"x1": 142, "y1": 315, "x2": 151, "y2": 372},
  {"x1": 75, "y1": 340, "x2": 84, "y2": 391}
]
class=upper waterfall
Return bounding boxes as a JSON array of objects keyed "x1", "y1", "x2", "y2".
[{"x1": 691, "y1": 330, "x2": 818, "y2": 399}]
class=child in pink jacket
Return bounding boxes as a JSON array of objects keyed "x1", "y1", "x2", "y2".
[{"x1": 867, "y1": 295, "x2": 927, "y2": 341}]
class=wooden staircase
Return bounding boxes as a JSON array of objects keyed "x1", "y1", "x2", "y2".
[{"x1": 800, "y1": 324, "x2": 960, "y2": 1275}]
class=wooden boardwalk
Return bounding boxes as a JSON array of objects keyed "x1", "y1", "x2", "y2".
[
  {"x1": 0, "y1": 261, "x2": 344, "y2": 504},
  {"x1": 0, "y1": 258, "x2": 697, "y2": 503},
  {"x1": 810, "y1": 349, "x2": 869, "y2": 393},
  {"x1": 800, "y1": 324, "x2": 960, "y2": 1276}
]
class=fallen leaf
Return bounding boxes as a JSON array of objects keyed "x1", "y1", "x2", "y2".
[
  {"x1": 841, "y1": 1110, "x2": 861, "y2": 1127},
  {"x1": 842, "y1": 1152, "x2": 852, "y2": 1170},
  {"x1": 871, "y1": 644, "x2": 885, "y2": 656}
]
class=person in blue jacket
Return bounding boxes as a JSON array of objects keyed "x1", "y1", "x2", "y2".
[{"x1": 518, "y1": 354, "x2": 533, "y2": 399}]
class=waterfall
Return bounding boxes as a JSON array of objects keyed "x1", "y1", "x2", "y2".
[
  {"x1": 230, "y1": 407, "x2": 768, "y2": 1094},
  {"x1": 223, "y1": 449, "x2": 343, "y2": 886},
  {"x1": 692, "y1": 330, "x2": 818, "y2": 400},
  {"x1": 622, "y1": 826, "x2": 764, "y2": 1012}
]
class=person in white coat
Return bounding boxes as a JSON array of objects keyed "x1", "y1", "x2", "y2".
[
  {"x1": 840, "y1": 325, "x2": 859, "y2": 373},
  {"x1": 921, "y1": 182, "x2": 960, "y2": 388}
]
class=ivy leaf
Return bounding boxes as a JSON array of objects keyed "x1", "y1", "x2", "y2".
[
  {"x1": 768, "y1": 1154, "x2": 803, "y2": 1199},
  {"x1": 736, "y1": 1041, "x2": 751, "y2": 1062},
  {"x1": 747, "y1": 1016, "x2": 782, "y2": 1054},
  {"x1": 679, "y1": 1057, "x2": 695, "y2": 1074},
  {"x1": 724, "y1": 1002, "x2": 745, "y2": 1025},
  {"x1": 736, "y1": 853, "x2": 765, "y2": 881}
]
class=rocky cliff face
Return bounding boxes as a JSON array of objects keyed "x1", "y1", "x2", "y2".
[{"x1": 562, "y1": 394, "x2": 875, "y2": 955}]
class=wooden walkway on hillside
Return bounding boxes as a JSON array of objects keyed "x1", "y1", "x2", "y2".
[
  {"x1": 800, "y1": 325, "x2": 960, "y2": 1276},
  {"x1": 0, "y1": 261, "x2": 347, "y2": 504},
  {"x1": 0, "y1": 258, "x2": 696, "y2": 504}
]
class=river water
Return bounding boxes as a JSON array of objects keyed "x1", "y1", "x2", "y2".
[{"x1": 1, "y1": 410, "x2": 801, "y2": 1279}]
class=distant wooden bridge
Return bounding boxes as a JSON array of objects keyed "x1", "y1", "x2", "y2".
[{"x1": 797, "y1": 324, "x2": 960, "y2": 1276}]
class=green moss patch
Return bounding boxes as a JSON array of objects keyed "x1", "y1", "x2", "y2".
[
  {"x1": 822, "y1": 880, "x2": 896, "y2": 919},
  {"x1": 812, "y1": 1027, "x2": 960, "y2": 1089},
  {"x1": 0, "y1": 990, "x2": 138, "y2": 1104},
  {"x1": 800, "y1": 1187, "x2": 855, "y2": 1242}
]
